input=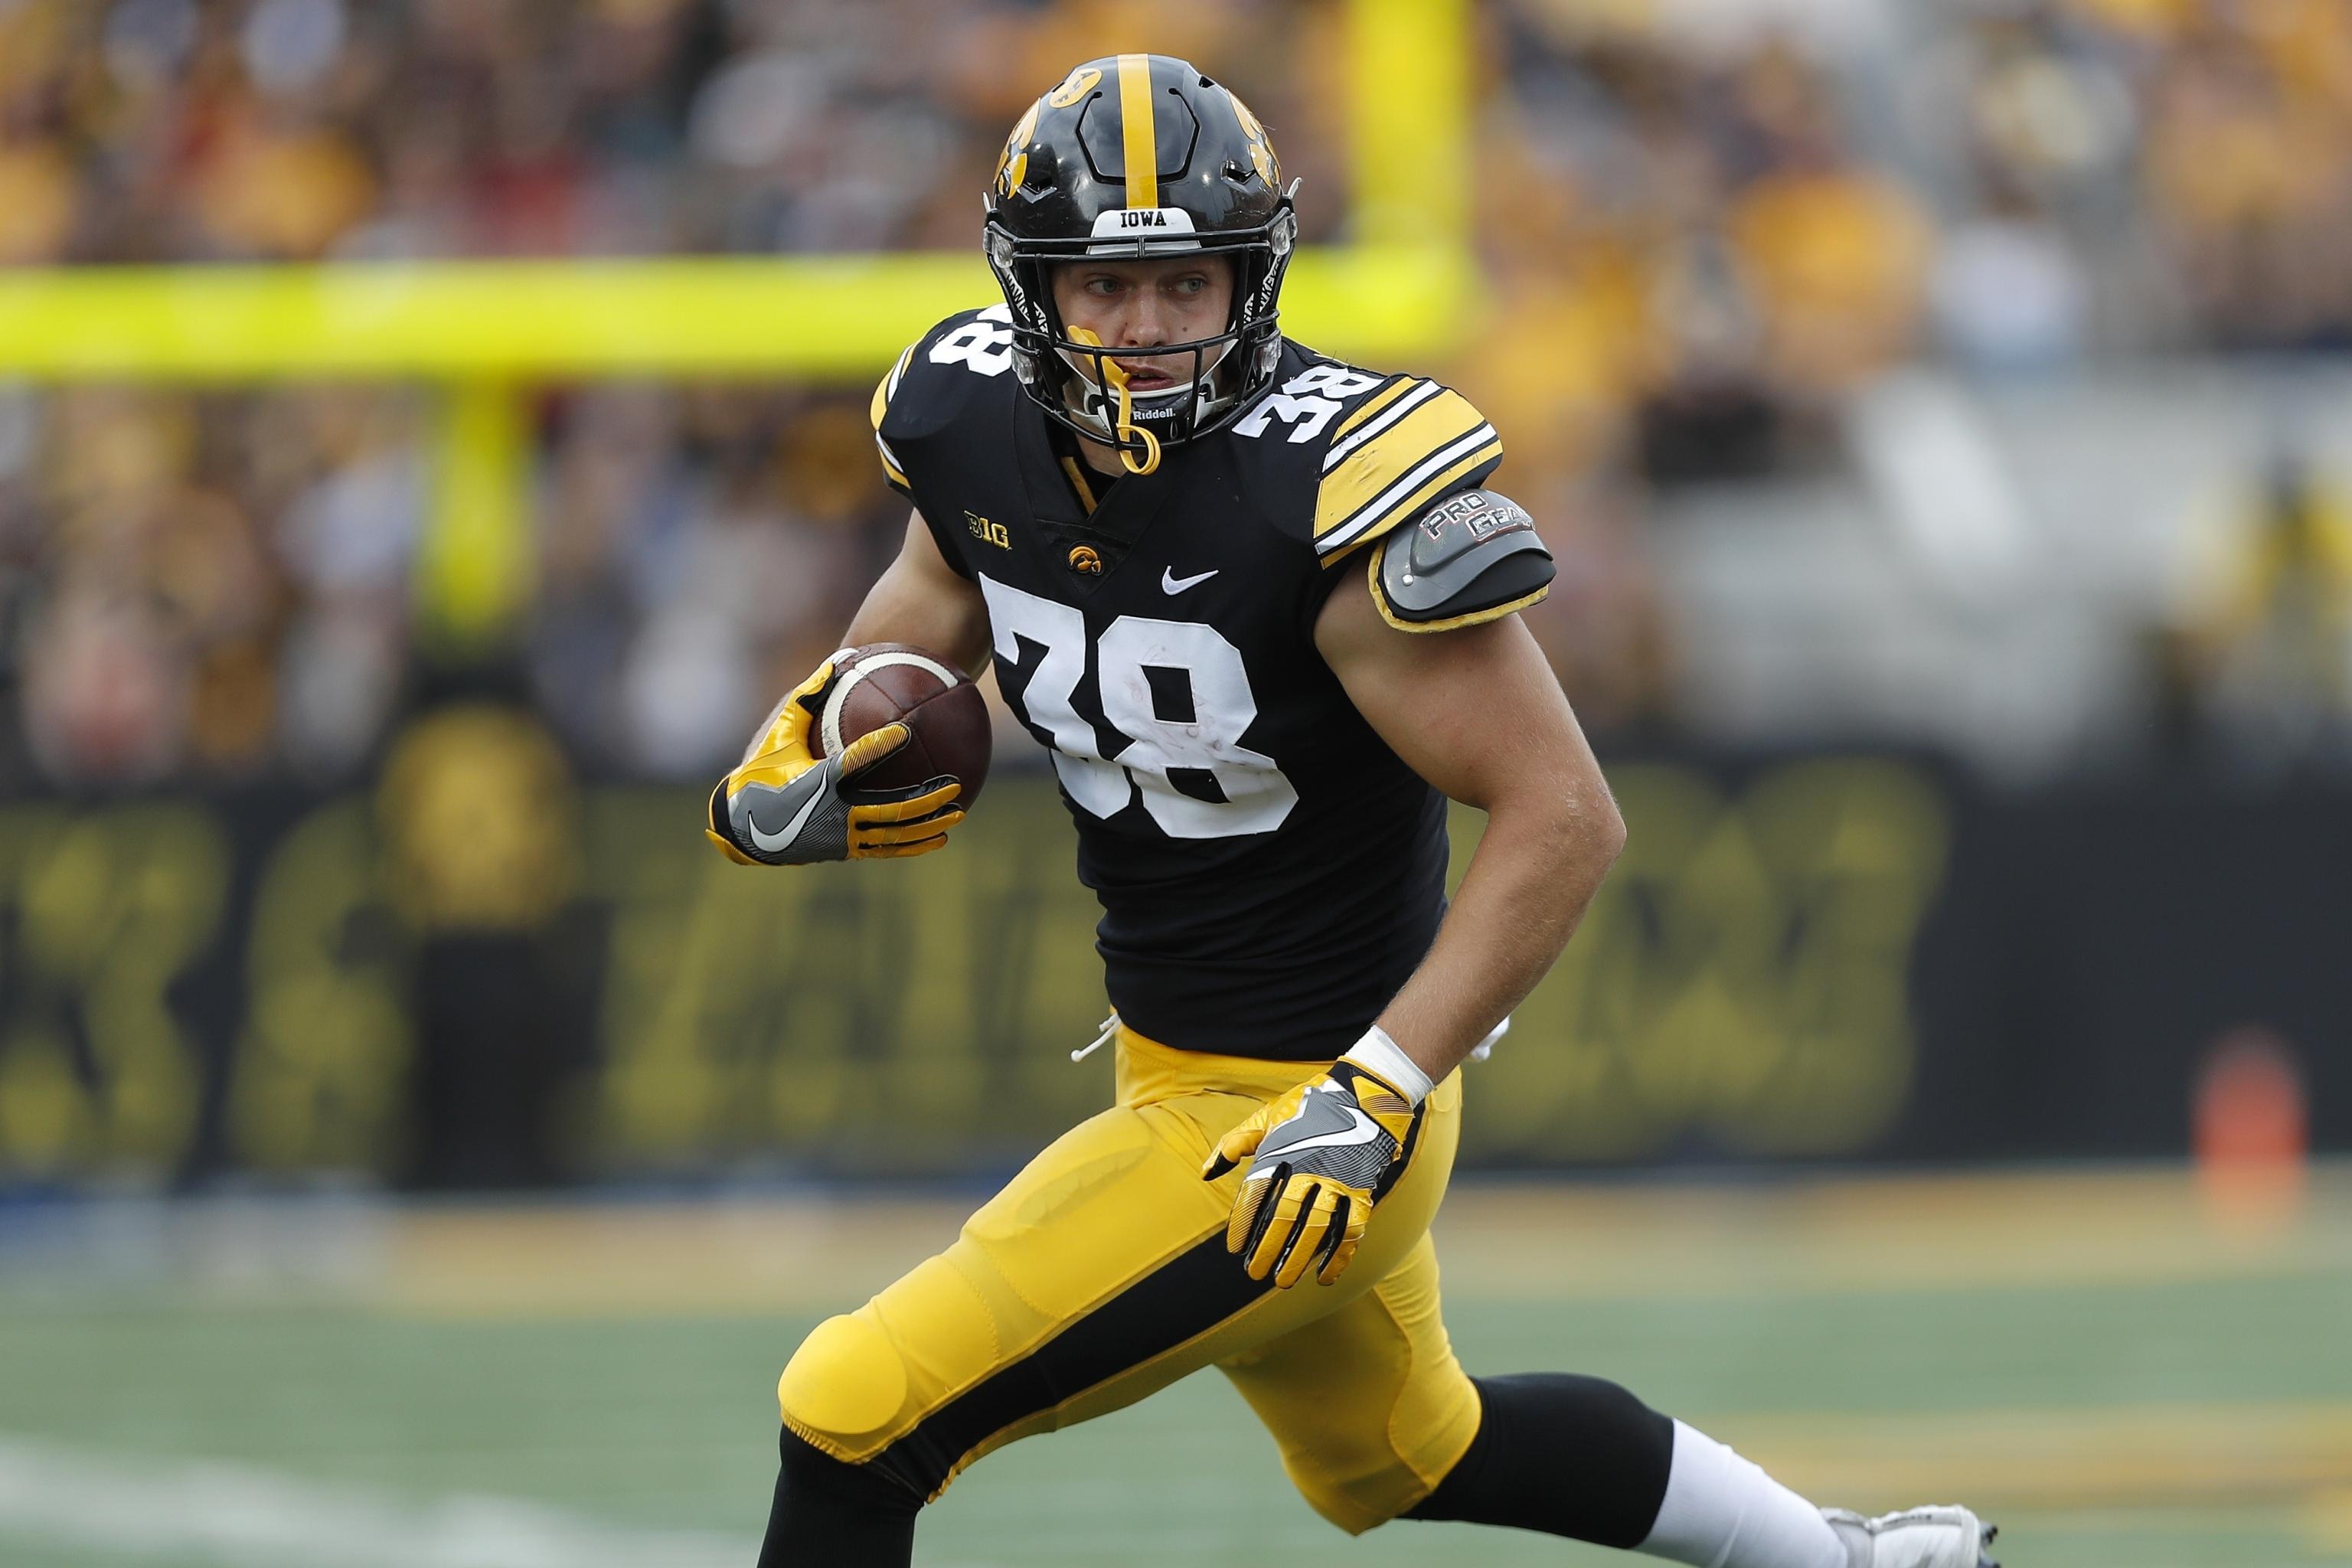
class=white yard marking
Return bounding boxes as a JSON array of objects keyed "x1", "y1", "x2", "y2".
[{"x1": 0, "y1": 1435, "x2": 753, "y2": 1568}]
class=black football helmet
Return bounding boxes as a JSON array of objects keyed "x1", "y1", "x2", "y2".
[{"x1": 984, "y1": 54, "x2": 1298, "y2": 473}]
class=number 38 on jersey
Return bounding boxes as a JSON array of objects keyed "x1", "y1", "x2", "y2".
[
  {"x1": 874, "y1": 306, "x2": 1520, "y2": 862},
  {"x1": 978, "y1": 575, "x2": 1298, "y2": 841}
]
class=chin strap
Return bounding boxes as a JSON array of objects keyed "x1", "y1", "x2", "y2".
[{"x1": 1067, "y1": 328, "x2": 1162, "y2": 475}]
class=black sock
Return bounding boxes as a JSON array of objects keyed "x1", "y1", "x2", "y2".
[
  {"x1": 755, "y1": 1426, "x2": 922, "y2": 1568},
  {"x1": 1403, "y1": 1373, "x2": 1676, "y2": 1549}
]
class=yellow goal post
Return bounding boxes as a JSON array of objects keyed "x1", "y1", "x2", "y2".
[{"x1": 0, "y1": 0, "x2": 1475, "y2": 648}]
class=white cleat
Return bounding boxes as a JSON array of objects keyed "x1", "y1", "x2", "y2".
[{"x1": 1822, "y1": 1505, "x2": 2000, "y2": 1568}]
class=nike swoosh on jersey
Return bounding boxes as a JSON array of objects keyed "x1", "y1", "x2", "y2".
[
  {"x1": 745, "y1": 781, "x2": 824, "y2": 851},
  {"x1": 1161, "y1": 567, "x2": 1219, "y2": 593}
]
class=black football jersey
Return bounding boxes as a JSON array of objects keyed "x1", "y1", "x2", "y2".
[{"x1": 873, "y1": 305, "x2": 1505, "y2": 1061}]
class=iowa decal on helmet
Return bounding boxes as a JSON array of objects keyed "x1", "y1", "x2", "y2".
[{"x1": 983, "y1": 54, "x2": 1298, "y2": 469}]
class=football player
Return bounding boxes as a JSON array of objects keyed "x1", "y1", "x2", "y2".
[{"x1": 710, "y1": 54, "x2": 1998, "y2": 1568}]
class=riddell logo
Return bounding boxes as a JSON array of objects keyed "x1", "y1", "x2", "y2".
[{"x1": 1116, "y1": 209, "x2": 1170, "y2": 228}]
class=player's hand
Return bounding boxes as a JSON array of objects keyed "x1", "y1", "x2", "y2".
[
  {"x1": 1200, "y1": 1057, "x2": 1423, "y2": 1289},
  {"x1": 706, "y1": 657, "x2": 963, "y2": 866}
]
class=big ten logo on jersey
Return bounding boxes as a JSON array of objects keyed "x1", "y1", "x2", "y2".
[
  {"x1": 929, "y1": 304, "x2": 1018, "y2": 377},
  {"x1": 1234, "y1": 364, "x2": 1386, "y2": 444},
  {"x1": 976, "y1": 574, "x2": 1298, "y2": 839},
  {"x1": 965, "y1": 511, "x2": 1010, "y2": 548}
]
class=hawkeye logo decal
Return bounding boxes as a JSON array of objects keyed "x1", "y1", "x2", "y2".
[{"x1": 1047, "y1": 65, "x2": 1101, "y2": 109}]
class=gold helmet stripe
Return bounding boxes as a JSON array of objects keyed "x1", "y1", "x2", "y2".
[{"x1": 1118, "y1": 54, "x2": 1158, "y2": 209}]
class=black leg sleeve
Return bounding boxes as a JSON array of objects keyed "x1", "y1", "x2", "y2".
[
  {"x1": 1403, "y1": 1373, "x2": 1676, "y2": 1550},
  {"x1": 755, "y1": 1426, "x2": 922, "y2": 1568}
]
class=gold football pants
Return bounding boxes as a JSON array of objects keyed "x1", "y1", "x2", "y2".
[{"x1": 776, "y1": 1024, "x2": 1481, "y2": 1534}]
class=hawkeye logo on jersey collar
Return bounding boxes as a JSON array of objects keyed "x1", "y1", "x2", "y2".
[{"x1": 965, "y1": 511, "x2": 1010, "y2": 548}]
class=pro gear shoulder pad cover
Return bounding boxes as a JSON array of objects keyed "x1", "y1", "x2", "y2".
[{"x1": 1372, "y1": 489, "x2": 1554, "y2": 631}]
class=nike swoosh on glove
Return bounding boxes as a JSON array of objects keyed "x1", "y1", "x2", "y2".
[
  {"x1": 707, "y1": 657, "x2": 963, "y2": 866},
  {"x1": 1200, "y1": 1058, "x2": 1423, "y2": 1289}
]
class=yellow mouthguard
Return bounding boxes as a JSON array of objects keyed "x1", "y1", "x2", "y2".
[{"x1": 1068, "y1": 327, "x2": 1161, "y2": 475}]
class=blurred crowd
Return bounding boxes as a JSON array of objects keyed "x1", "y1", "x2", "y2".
[{"x1": 3, "y1": 0, "x2": 2351, "y2": 786}]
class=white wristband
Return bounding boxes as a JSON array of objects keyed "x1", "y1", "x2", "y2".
[{"x1": 1341, "y1": 1026, "x2": 1434, "y2": 1108}]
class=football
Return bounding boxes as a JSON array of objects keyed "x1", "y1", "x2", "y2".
[{"x1": 814, "y1": 642, "x2": 991, "y2": 811}]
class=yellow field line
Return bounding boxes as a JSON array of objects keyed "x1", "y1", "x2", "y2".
[
  {"x1": 2305, "y1": 1485, "x2": 2352, "y2": 1552},
  {"x1": 379, "y1": 1195, "x2": 974, "y2": 1317},
  {"x1": 1700, "y1": 1400, "x2": 2352, "y2": 1512},
  {"x1": 1431, "y1": 1164, "x2": 2352, "y2": 1299},
  {"x1": 365, "y1": 1164, "x2": 2352, "y2": 1318}
]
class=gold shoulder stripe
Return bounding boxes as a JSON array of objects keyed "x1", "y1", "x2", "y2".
[
  {"x1": 1118, "y1": 54, "x2": 1158, "y2": 209},
  {"x1": 876, "y1": 433, "x2": 910, "y2": 490},
  {"x1": 1315, "y1": 387, "x2": 1491, "y2": 540},
  {"x1": 1323, "y1": 379, "x2": 1442, "y2": 475},
  {"x1": 1320, "y1": 437, "x2": 1503, "y2": 567},
  {"x1": 1333, "y1": 376, "x2": 1419, "y2": 441},
  {"x1": 871, "y1": 345, "x2": 914, "y2": 433},
  {"x1": 1365, "y1": 537, "x2": 1550, "y2": 629}
]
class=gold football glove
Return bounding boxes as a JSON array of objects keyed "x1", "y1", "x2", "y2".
[
  {"x1": 1201, "y1": 1057, "x2": 1424, "y2": 1289},
  {"x1": 706, "y1": 658, "x2": 963, "y2": 866}
]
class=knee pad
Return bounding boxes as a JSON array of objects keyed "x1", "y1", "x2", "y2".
[{"x1": 778, "y1": 1312, "x2": 913, "y2": 1458}]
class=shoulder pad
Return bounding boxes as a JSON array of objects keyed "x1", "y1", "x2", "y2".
[
  {"x1": 1371, "y1": 489, "x2": 1553, "y2": 632},
  {"x1": 871, "y1": 305, "x2": 1021, "y2": 495},
  {"x1": 1308, "y1": 374, "x2": 1502, "y2": 563},
  {"x1": 1225, "y1": 350, "x2": 1506, "y2": 562},
  {"x1": 1219, "y1": 346, "x2": 1380, "y2": 543},
  {"x1": 870, "y1": 342, "x2": 918, "y2": 493}
]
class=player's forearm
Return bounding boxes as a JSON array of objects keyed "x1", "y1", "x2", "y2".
[
  {"x1": 1373, "y1": 786, "x2": 1624, "y2": 1083},
  {"x1": 844, "y1": 540, "x2": 993, "y2": 677}
]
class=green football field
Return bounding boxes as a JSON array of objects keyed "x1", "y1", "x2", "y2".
[{"x1": 3, "y1": 1166, "x2": 2347, "y2": 1567}]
